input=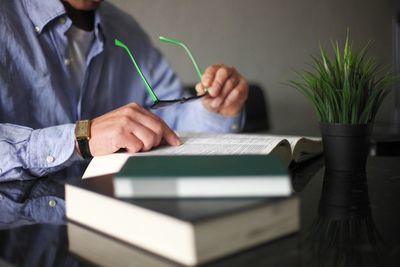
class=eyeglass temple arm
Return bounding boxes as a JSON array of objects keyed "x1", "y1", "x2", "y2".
[
  {"x1": 159, "y1": 36, "x2": 204, "y2": 85},
  {"x1": 114, "y1": 39, "x2": 159, "y2": 103}
]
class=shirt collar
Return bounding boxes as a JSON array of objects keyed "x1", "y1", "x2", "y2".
[
  {"x1": 94, "y1": 7, "x2": 106, "y2": 43},
  {"x1": 22, "y1": 0, "x2": 107, "y2": 40},
  {"x1": 22, "y1": 0, "x2": 66, "y2": 33}
]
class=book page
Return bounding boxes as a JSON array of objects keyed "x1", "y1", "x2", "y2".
[
  {"x1": 145, "y1": 132, "x2": 286, "y2": 155},
  {"x1": 266, "y1": 135, "x2": 322, "y2": 162},
  {"x1": 82, "y1": 132, "x2": 293, "y2": 178},
  {"x1": 257, "y1": 135, "x2": 320, "y2": 152}
]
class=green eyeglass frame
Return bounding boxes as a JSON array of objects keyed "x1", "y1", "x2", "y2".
[{"x1": 115, "y1": 37, "x2": 207, "y2": 109}]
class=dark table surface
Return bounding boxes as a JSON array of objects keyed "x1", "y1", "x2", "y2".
[{"x1": 0, "y1": 155, "x2": 399, "y2": 267}]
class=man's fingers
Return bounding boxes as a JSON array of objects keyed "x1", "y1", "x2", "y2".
[
  {"x1": 162, "y1": 125, "x2": 181, "y2": 146},
  {"x1": 126, "y1": 120, "x2": 160, "y2": 151},
  {"x1": 127, "y1": 111, "x2": 164, "y2": 147},
  {"x1": 121, "y1": 119, "x2": 180, "y2": 152},
  {"x1": 134, "y1": 107, "x2": 181, "y2": 147},
  {"x1": 118, "y1": 103, "x2": 171, "y2": 150},
  {"x1": 117, "y1": 132, "x2": 144, "y2": 153},
  {"x1": 221, "y1": 78, "x2": 248, "y2": 108},
  {"x1": 133, "y1": 105, "x2": 181, "y2": 147},
  {"x1": 195, "y1": 83, "x2": 206, "y2": 95},
  {"x1": 209, "y1": 66, "x2": 235, "y2": 97},
  {"x1": 201, "y1": 65, "x2": 220, "y2": 88},
  {"x1": 210, "y1": 74, "x2": 239, "y2": 109}
]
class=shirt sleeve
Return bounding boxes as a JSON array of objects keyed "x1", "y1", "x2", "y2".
[
  {"x1": 0, "y1": 123, "x2": 82, "y2": 182},
  {"x1": 175, "y1": 100, "x2": 245, "y2": 133}
]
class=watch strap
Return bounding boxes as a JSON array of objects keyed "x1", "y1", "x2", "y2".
[
  {"x1": 77, "y1": 137, "x2": 93, "y2": 159},
  {"x1": 75, "y1": 120, "x2": 93, "y2": 159}
]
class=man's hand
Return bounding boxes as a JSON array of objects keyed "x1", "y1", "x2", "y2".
[
  {"x1": 195, "y1": 64, "x2": 248, "y2": 116},
  {"x1": 80, "y1": 103, "x2": 181, "y2": 156}
]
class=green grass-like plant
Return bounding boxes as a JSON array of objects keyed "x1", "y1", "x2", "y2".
[{"x1": 288, "y1": 32, "x2": 397, "y2": 124}]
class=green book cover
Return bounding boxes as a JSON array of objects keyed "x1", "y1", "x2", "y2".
[{"x1": 116, "y1": 154, "x2": 286, "y2": 178}]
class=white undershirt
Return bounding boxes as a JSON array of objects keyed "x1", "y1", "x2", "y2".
[{"x1": 65, "y1": 25, "x2": 95, "y2": 90}]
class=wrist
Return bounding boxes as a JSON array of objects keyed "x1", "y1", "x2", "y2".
[{"x1": 75, "y1": 120, "x2": 93, "y2": 159}]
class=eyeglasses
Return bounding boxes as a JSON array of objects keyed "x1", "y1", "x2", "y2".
[{"x1": 114, "y1": 37, "x2": 207, "y2": 109}]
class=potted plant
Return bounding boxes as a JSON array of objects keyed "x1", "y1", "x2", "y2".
[{"x1": 289, "y1": 32, "x2": 398, "y2": 172}]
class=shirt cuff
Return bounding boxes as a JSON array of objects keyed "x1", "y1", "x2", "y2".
[{"x1": 27, "y1": 124, "x2": 81, "y2": 175}]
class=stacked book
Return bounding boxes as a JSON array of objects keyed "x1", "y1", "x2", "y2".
[{"x1": 66, "y1": 132, "x2": 313, "y2": 266}]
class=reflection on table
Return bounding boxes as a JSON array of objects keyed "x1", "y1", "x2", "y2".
[{"x1": 0, "y1": 156, "x2": 399, "y2": 266}]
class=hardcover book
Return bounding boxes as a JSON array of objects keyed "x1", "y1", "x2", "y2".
[
  {"x1": 65, "y1": 176, "x2": 299, "y2": 266},
  {"x1": 114, "y1": 154, "x2": 290, "y2": 198}
]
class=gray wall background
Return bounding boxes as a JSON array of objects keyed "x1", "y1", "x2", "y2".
[{"x1": 109, "y1": 0, "x2": 400, "y2": 135}]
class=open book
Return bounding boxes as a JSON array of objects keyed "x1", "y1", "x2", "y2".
[{"x1": 82, "y1": 132, "x2": 322, "y2": 179}]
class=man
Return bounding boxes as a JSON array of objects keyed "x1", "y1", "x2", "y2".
[{"x1": 0, "y1": 0, "x2": 248, "y2": 181}]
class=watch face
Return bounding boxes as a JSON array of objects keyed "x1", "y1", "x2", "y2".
[{"x1": 75, "y1": 120, "x2": 91, "y2": 138}]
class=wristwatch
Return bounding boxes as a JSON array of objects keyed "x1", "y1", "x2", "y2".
[{"x1": 75, "y1": 120, "x2": 93, "y2": 159}]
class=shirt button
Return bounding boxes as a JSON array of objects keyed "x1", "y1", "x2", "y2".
[
  {"x1": 34, "y1": 26, "x2": 40, "y2": 33},
  {"x1": 46, "y1": 155, "x2": 55, "y2": 164},
  {"x1": 48, "y1": 199, "x2": 57, "y2": 207},
  {"x1": 59, "y1": 17, "x2": 66, "y2": 24},
  {"x1": 231, "y1": 123, "x2": 239, "y2": 131},
  {"x1": 64, "y1": 58, "x2": 71, "y2": 66}
]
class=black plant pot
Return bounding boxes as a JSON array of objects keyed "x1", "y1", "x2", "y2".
[
  {"x1": 319, "y1": 170, "x2": 370, "y2": 219},
  {"x1": 319, "y1": 123, "x2": 373, "y2": 172}
]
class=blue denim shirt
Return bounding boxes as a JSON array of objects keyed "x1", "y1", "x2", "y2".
[{"x1": 0, "y1": 0, "x2": 243, "y2": 182}]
